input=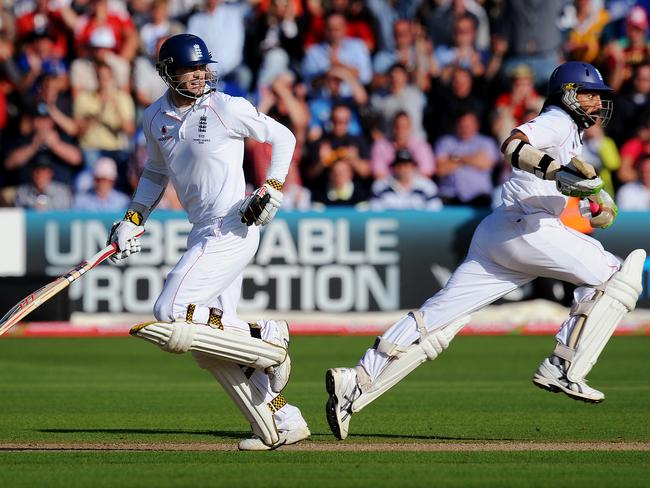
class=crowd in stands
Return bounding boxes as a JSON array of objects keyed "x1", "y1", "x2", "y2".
[{"x1": 0, "y1": 0, "x2": 649, "y2": 213}]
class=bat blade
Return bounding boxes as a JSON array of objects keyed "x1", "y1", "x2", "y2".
[{"x1": 0, "y1": 243, "x2": 118, "y2": 337}]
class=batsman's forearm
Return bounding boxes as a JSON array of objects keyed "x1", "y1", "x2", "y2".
[
  {"x1": 503, "y1": 139, "x2": 561, "y2": 180},
  {"x1": 128, "y1": 169, "x2": 169, "y2": 224},
  {"x1": 265, "y1": 120, "x2": 296, "y2": 184}
]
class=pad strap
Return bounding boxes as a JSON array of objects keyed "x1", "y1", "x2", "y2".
[
  {"x1": 208, "y1": 307, "x2": 223, "y2": 329},
  {"x1": 268, "y1": 393, "x2": 287, "y2": 413}
]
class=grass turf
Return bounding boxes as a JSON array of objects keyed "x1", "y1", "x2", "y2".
[{"x1": 0, "y1": 335, "x2": 648, "y2": 486}]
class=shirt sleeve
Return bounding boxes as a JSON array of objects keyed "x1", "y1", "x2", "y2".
[
  {"x1": 226, "y1": 96, "x2": 296, "y2": 183},
  {"x1": 129, "y1": 110, "x2": 169, "y2": 218},
  {"x1": 516, "y1": 113, "x2": 566, "y2": 152},
  {"x1": 225, "y1": 96, "x2": 275, "y2": 141},
  {"x1": 142, "y1": 111, "x2": 166, "y2": 168}
]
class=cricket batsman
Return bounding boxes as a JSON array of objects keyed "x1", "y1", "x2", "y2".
[
  {"x1": 106, "y1": 33, "x2": 310, "y2": 450},
  {"x1": 325, "y1": 61, "x2": 646, "y2": 440}
]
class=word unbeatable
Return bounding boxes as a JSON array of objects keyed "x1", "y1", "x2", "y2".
[{"x1": 41, "y1": 217, "x2": 402, "y2": 313}]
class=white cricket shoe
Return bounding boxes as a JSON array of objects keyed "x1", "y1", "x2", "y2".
[
  {"x1": 264, "y1": 320, "x2": 291, "y2": 393},
  {"x1": 238, "y1": 425, "x2": 311, "y2": 451},
  {"x1": 325, "y1": 368, "x2": 361, "y2": 440},
  {"x1": 532, "y1": 356, "x2": 605, "y2": 403}
]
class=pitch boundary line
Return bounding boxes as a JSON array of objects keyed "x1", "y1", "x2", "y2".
[{"x1": 1, "y1": 441, "x2": 649, "y2": 452}]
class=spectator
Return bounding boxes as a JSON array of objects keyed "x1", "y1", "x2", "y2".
[
  {"x1": 304, "y1": 104, "x2": 371, "y2": 192},
  {"x1": 608, "y1": 63, "x2": 650, "y2": 146},
  {"x1": 311, "y1": 158, "x2": 368, "y2": 208},
  {"x1": 371, "y1": 63, "x2": 427, "y2": 139},
  {"x1": 166, "y1": 0, "x2": 204, "y2": 23},
  {"x1": 301, "y1": 0, "x2": 326, "y2": 48},
  {"x1": 371, "y1": 111, "x2": 435, "y2": 179},
  {"x1": 491, "y1": 64, "x2": 545, "y2": 143},
  {"x1": 617, "y1": 115, "x2": 650, "y2": 185},
  {"x1": 582, "y1": 123, "x2": 621, "y2": 197},
  {"x1": 187, "y1": 0, "x2": 252, "y2": 95},
  {"x1": 249, "y1": 72, "x2": 308, "y2": 187},
  {"x1": 562, "y1": 0, "x2": 609, "y2": 63},
  {"x1": 245, "y1": 0, "x2": 304, "y2": 91},
  {"x1": 69, "y1": 26, "x2": 131, "y2": 95},
  {"x1": 16, "y1": 30, "x2": 66, "y2": 95},
  {"x1": 301, "y1": 12, "x2": 372, "y2": 96},
  {"x1": 329, "y1": 0, "x2": 378, "y2": 52},
  {"x1": 605, "y1": 5, "x2": 650, "y2": 92},
  {"x1": 415, "y1": 0, "x2": 489, "y2": 52},
  {"x1": 133, "y1": 35, "x2": 170, "y2": 110},
  {"x1": 75, "y1": 0, "x2": 139, "y2": 62},
  {"x1": 369, "y1": 148, "x2": 441, "y2": 210},
  {"x1": 366, "y1": 0, "x2": 399, "y2": 54},
  {"x1": 500, "y1": 0, "x2": 563, "y2": 87},
  {"x1": 617, "y1": 154, "x2": 650, "y2": 210},
  {"x1": 72, "y1": 156, "x2": 130, "y2": 211},
  {"x1": 435, "y1": 13, "x2": 486, "y2": 80},
  {"x1": 434, "y1": 110, "x2": 500, "y2": 206},
  {"x1": 0, "y1": 35, "x2": 21, "y2": 155},
  {"x1": 14, "y1": 154, "x2": 71, "y2": 210},
  {"x1": 425, "y1": 65, "x2": 486, "y2": 141},
  {"x1": 0, "y1": 32, "x2": 20, "y2": 89},
  {"x1": 139, "y1": 0, "x2": 185, "y2": 60},
  {"x1": 74, "y1": 62, "x2": 135, "y2": 192},
  {"x1": 130, "y1": 0, "x2": 157, "y2": 30},
  {"x1": 372, "y1": 19, "x2": 434, "y2": 92},
  {"x1": 33, "y1": 72, "x2": 78, "y2": 139},
  {"x1": 307, "y1": 65, "x2": 368, "y2": 141},
  {"x1": 4, "y1": 102, "x2": 82, "y2": 186},
  {"x1": 15, "y1": 0, "x2": 77, "y2": 60}
]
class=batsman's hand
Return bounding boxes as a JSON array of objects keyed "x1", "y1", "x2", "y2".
[
  {"x1": 239, "y1": 180, "x2": 283, "y2": 226},
  {"x1": 555, "y1": 157, "x2": 603, "y2": 198},
  {"x1": 107, "y1": 220, "x2": 145, "y2": 263},
  {"x1": 580, "y1": 189, "x2": 618, "y2": 229}
]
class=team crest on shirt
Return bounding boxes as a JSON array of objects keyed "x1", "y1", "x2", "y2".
[
  {"x1": 158, "y1": 125, "x2": 173, "y2": 141},
  {"x1": 193, "y1": 115, "x2": 210, "y2": 144}
]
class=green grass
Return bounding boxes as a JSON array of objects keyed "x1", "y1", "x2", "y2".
[{"x1": 0, "y1": 335, "x2": 648, "y2": 486}]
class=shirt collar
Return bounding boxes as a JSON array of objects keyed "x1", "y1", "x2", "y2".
[{"x1": 162, "y1": 89, "x2": 214, "y2": 119}]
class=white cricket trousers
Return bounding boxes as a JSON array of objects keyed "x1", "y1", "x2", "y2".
[
  {"x1": 153, "y1": 212, "x2": 259, "y2": 334},
  {"x1": 152, "y1": 213, "x2": 304, "y2": 428},
  {"x1": 361, "y1": 206, "x2": 621, "y2": 380}
]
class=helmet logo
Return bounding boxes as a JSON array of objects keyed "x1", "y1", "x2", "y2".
[
  {"x1": 193, "y1": 43, "x2": 203, "y2": 58},
  {"x1": 562, "y1": 82, "x2": 576, "y2": 92}
]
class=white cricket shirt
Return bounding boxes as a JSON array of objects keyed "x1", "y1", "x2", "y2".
[
  {"x1": 140, "y1": 90, "x2": 294, "y2": 225},
  {"x1": 501, "y1": 106, "x2": 583, "y2": 216}
]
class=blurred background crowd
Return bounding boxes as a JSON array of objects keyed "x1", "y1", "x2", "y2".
[{"x1": 0, "y1": 0, "x2": 649, "y2": 214}]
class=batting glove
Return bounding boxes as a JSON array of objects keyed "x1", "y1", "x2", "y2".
[
  {"x1": 239, "y1": 180, "x2": 284, "y2": 226},
  {"x1": 580, "y1": 189, "x2": 618, "y2": 229},
  {"x1": 107, "y1": 213, "x2": 145, "y2": 263},
  {"x1": 555, "y1": 157, "x2": 603, "y2": 198}
]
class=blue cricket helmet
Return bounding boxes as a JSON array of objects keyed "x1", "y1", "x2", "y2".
[
  {"x1": 157, "y1": 33, "x2": 214, "y2": 70},
  {"x1": 547, "y1": 61, "x2": 613, "y2": 128},
  {"x1": 548, "y1": 61, "x2": 612, "y2": 95},
  {"x1": 157, "y1": 34, "x2": 216, "y2": 99}
]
